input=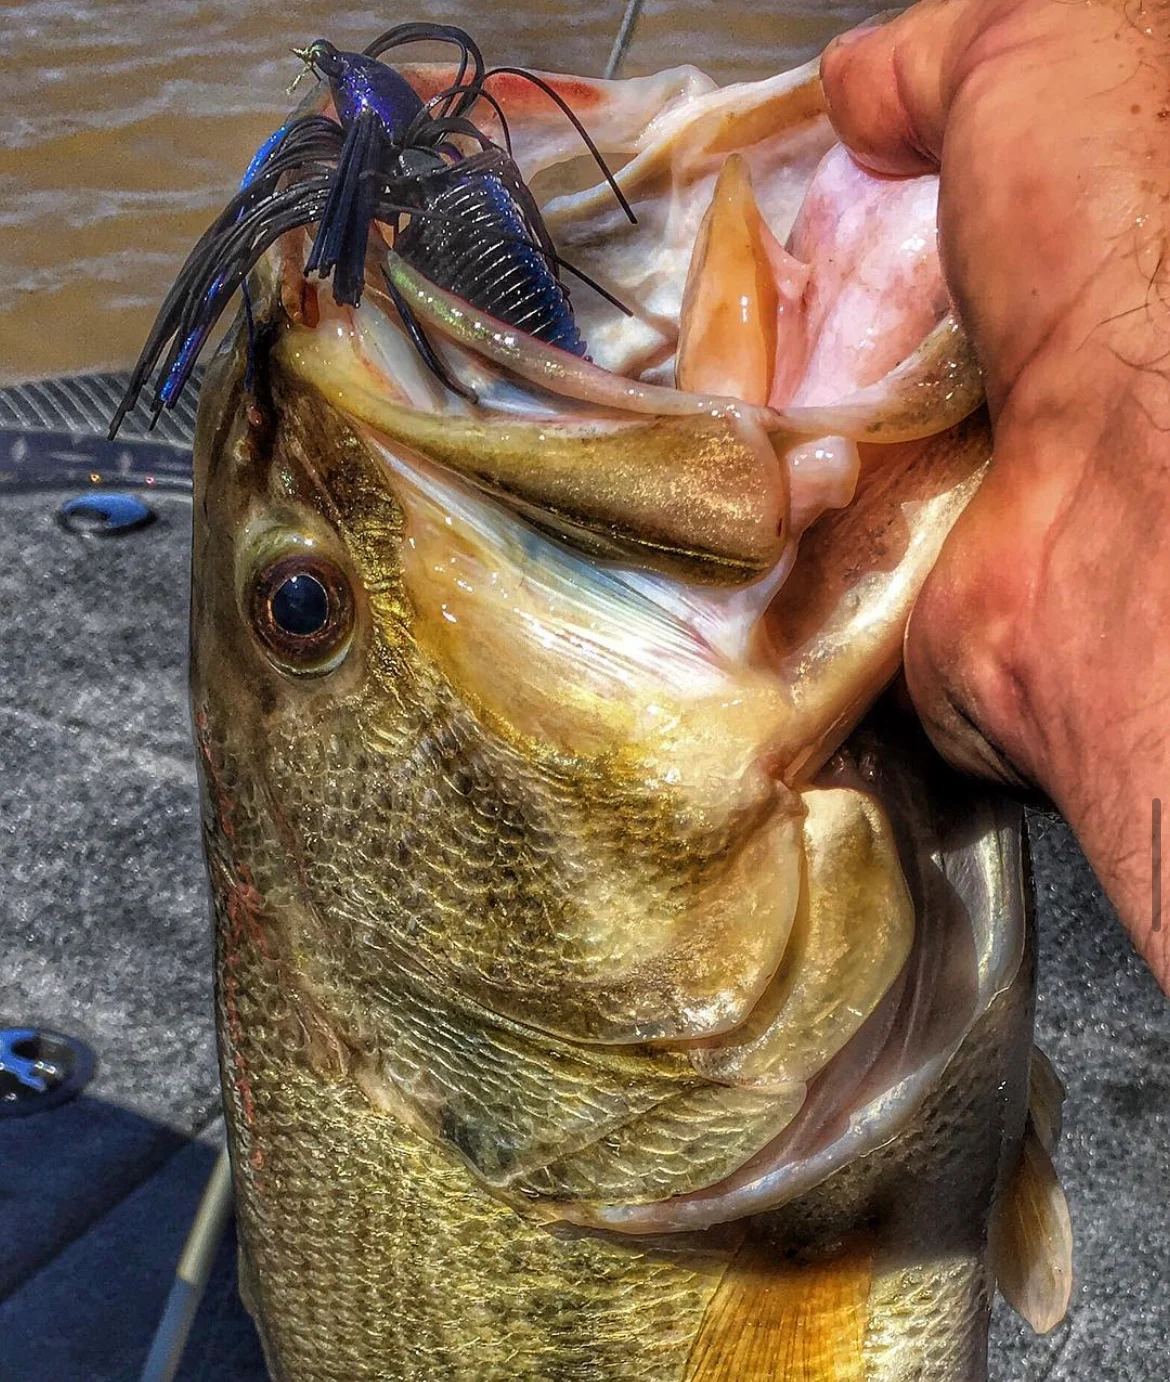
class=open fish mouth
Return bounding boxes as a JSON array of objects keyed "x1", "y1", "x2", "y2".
[{"x1": 198, "y1": 55, "x2": 1022, "y2": 1237}]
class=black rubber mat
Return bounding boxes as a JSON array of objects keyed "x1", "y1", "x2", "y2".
[
  {"x1": 0, "y1": 370, "x2": 201, "y2": 451},
  {"x1": 1, "y1": 379, "x2": 1167, "y2": 1381}
]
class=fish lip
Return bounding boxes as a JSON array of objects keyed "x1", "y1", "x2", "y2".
[{"x1": 271, "y1": 286, "x2": 796, "y2": 586}]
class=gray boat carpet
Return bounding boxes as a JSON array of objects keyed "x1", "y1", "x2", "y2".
[{"x1": 1, "y1": 420, "x2": 1167, "y2": 1380}]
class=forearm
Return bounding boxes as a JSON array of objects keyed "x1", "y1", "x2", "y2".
[{"x1": 1055, "y1": 727, "x2": 1170, "y2": 991}]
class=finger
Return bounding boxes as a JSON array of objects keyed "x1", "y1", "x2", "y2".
[
  {"x1": 903, "y1": 478, "x2": 1034, "y2": 789},
  {"x1": 820, "y1": 0, "x2": 979, "y2": 177}
]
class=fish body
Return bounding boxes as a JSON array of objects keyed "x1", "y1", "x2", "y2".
[{"x1": 189, "y1": 47, "x2": 1070, "y2": 1381}]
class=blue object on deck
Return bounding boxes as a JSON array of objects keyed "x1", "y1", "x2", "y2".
[
  {"x1": 0, "y1": 1027, "x2": 95, "y2": 1118},
  {"x1": 57, "y1": 491, "x2": 156, "y2": 536}
]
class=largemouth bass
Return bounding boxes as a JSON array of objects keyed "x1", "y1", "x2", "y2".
[{"x1": 188, "y1": 47, "x2": 1072, "y2": 1381}]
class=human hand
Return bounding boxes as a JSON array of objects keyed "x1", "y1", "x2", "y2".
[{"x1": 821, "y1": 0, "x2": 1170, "y2": 988}]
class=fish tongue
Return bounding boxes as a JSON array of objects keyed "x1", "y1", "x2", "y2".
[{"x1": 675, "y1": 153, "x2": 810, "y2": 405}]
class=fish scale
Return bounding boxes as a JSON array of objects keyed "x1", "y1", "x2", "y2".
[{"x1": 213, "y1": 874, "x2": 733, "y2": 1382}]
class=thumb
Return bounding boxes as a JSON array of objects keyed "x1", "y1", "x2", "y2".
[
  {"x1": 902, "y1": 470, "x2": 1035, "y2": 790},
  {"x1": 820, "y1": 0, "x2": 984, "y2": 176}
]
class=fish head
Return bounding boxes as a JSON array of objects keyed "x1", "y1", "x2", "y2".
[
  {"x1": 193, "y1": 54, "x2": 1035, "y2": 1273},
  {"x1": 194, "y1": 313, "x2": 816, "y2": 1068}
]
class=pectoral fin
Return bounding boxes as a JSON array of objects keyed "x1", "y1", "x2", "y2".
[
  {"x1": 990, "y1": 1110, "x2": 1073, "y2": 1334},
  {"x1": 1027, "y1": 1045, "x2": 1065, "y2": 1155}
]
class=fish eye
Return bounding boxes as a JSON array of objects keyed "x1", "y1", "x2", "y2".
[{"x1": 250, "y1": 553, "x2": 354, "y2": 673}]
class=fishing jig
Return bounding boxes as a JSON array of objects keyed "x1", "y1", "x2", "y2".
[{"x1": 109, "y1": 22, "x2": 635, "y2": 438}]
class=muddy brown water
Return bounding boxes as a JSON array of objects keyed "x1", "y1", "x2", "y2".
[{"x1": 0, "y1": 1, "x2": 883, "y2": 384}]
